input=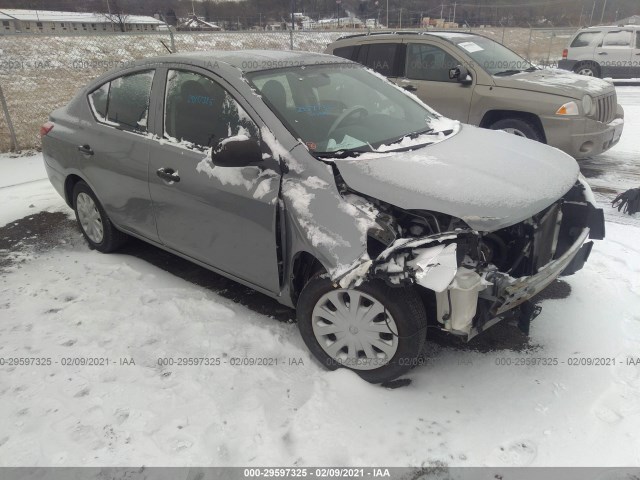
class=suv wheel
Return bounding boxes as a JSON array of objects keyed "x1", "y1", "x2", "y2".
[
  {"x1": 573, "y1": 62, "x2": 600, "y2": 78},
  {"x1": 73, "y1": 181, "x2": 127, "y2": 253},
  {"x1": 490, "y1": 118, "x2": 543, "y2": 142},
  {"x1": 296, "y1": 275, "x2": 427, "y2": 383}
]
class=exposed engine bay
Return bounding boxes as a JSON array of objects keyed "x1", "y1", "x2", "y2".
[{"x1": 335, "y1": 174, "x2": 605, "y2": 340}]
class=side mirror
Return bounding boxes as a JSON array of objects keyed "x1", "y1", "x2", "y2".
[
  {"x1": 211, "y1": 137, "x2": 262, "y2": 167},
  {"x1": 449, "y1": 65, "x2": 473, "y2": 85}
]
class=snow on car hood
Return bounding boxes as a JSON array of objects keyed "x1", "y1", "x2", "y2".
[
  {"x1": 494, "y1": 68, "x2": 614, "y2": 98},
  {"x1": 334, "y1": 124, "x2": 579, "y2": 232}
]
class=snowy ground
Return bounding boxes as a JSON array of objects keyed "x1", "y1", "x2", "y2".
[{"x1": 0, "y1": 89, "x2": 639, "y2": 469}]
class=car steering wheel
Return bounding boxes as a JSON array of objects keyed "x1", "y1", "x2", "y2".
[{"x1": 327, "y1": 106, "x2": 368, "y2": 141}]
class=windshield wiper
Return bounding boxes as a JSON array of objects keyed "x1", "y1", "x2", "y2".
[
  {"x1": 382, "y1": 127, "x2": 435, "y2": 147},
  {"x1": 494, "y1": 69, "x2": 523, "y2": 76},
  {"x1": 314, "y1": 148, "x2": 372, "y2": 159}
]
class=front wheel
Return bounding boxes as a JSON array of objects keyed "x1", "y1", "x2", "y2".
[
  {"x1": 73, "y1": 181, "x2": 127, "y2": 253},
  {"x1": 490, "y1": 117, "x2": 543, "y2": 142},
  {"x1": 296, "y1": 276, "x2": 427, "y2": 383}
]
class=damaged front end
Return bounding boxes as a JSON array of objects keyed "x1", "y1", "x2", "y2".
[{"x1": 337, "y1": 175, "x2": 604, "y2": 340}]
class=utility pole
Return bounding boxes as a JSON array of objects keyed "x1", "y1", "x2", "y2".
[
  {"x1": 440, "y1": 3, "x2": 444, "y2": 21},
  {"x1": 453, "y1": 2, "x2": 457, "y2": 24},
  {"x1": 386, "y1": 0, "x2": 389, "y2": 28},
  {"x1": 589, "y1": 0, "x2": 596, "y2": 25},
  {"x1": 399, "y1": 7, "x2": 402, "y2": 28},
  {"x1": 578, "y1": 2, "x2": 584, "y2": 26},
  {"x1": 291, "y1": 0, "x2": 295, "y2": 30},
  {"x1": 599, "y1": 0, "x2": 607, "y2": 24}
]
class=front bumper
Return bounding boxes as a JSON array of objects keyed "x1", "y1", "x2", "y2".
[
  {"x1": 488, "y1": 227, "x2": 591, "y2": 316},
  {"x1": 541, "y1": 112, "x2": 624, "y2": 159}
]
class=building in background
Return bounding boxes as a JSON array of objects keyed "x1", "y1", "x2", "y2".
[
  {"x1": 614, "y1": 15, "x2": 640, "y2": 25},
  {"x1": 176, "y1": 15, "x2": 222, "y2": 31},
  {"x1": 0, "y1": 9, "x2": 165, "y2": 34}
]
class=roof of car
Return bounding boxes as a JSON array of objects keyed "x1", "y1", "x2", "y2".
[
  {"x1": 579, "y1": 24, "x2": 638, "y2": 30},
  {"x1": 334, "y1": 30, "x2": 480, "y2": 42},
  {"x1": 129, "y1": 49, "x2": 352, "y2": 73}
]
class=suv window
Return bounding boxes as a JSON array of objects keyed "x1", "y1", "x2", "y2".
[
  {"x1": 406, "y1": 43, "x2": 459, "y2": 82},
  {"x1": 601, "y1": 30, "x2": 632, "y2": 47},
  {"x1": 164, "y1": 69, "x2": 258, "y2": 149},
  {"x1": 358, "y1": 43, "x2": 399, "y2": 76},
  {"x1": 570, "y1": 31, "x2": 601, "y2": 48},
  {"x1": 333, "y1": 45, "x2": 356, "y2": 60},
  {"x1": 88, "y1": 70, "x2": 154, "y2": 133},
  {"x1": 636, "y1": 31, "x2": 640, "y2": 48}
]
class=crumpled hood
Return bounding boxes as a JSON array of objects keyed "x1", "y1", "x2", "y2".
[
  {"x1": 493, "y1": 68, "x2": 614, "y2": 98},
  {"x1": 334, "y1": 125, "x2": 579, "y2": 232}
]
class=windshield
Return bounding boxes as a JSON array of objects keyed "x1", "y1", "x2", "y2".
[
  {"x1": 452, "y1": 36, "x2": 535, "y2": 75},
  {"x1": 246, "y1": 63, "x2": 450, "y2": 156}
]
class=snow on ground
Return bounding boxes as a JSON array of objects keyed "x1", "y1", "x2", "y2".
[{"x1": 0, "y1": 89, "x2": 639, "y2": 468}]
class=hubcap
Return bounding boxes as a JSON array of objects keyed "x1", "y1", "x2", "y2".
[
  {"x1": 76, "y1": 192, "x2": 104, "y2": 244},
  {"x1": 578, "y1": 68, "x2": 594, "y2": 76},
  {"x1": 502, "y1": 127, "x2": 527, "y2": 138},
  {"x1": 311, "y1": 289, "x2": 399, "y2": 371}
]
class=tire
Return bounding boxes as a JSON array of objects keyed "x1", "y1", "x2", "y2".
[
  {"x1": 573, "y1": 61, "x2": 600, "y2": 78},
  {"x1": 296, "y1": 275, "x2": 427, "y2": 383},
  {"x1": 72, "y1": 181, "x2": 127, "y2": 253},
  {"x1": 490, "y1": 117, "x2": 543, "y2": 142}
]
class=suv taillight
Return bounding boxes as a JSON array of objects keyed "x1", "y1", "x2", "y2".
[
  {"x1": 40, "y1": 121, "x2": 54, "y2": 137},
  {"x1": 562, "y1": 48, "x2": 568, "y2": 59}
]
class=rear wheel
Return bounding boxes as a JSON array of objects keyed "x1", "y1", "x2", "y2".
[
  {"x1": 573, "y1": 62, "x2": 600, "y2": 78},
  {"x1": 297, "y1": 275, "x2": 427, "y2": 383},
  {"x1": 490, "y1": 117, "x2": 543, "y2": 142},
  {"x1": 73, "y1": 181, "x2": 127, "y2": 253}
]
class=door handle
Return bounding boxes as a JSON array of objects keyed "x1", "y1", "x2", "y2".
[
  {"x1": 597, "y1": 52, "x2": 608, "y2": 55},
  {"x1": 403, "y1": 84, "x2": 418, "y2": 91},
  {"x1": 156, "y1": 167, "x2": 180, "y2": 183},
  {"x1": 77, "y1": 144, "x2": 94, "y2": 155}
]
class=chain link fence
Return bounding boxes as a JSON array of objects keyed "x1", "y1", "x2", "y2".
[{"x1": 0, "y1": 27, "x2": 576, "y2": 152}]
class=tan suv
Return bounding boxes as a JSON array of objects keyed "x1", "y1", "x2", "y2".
[{"x1": 327, "y1": 32, "x2": 624, "y2": 159}]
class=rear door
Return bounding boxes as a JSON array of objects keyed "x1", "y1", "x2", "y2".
[
  {"x1": 83, "y1": 69, "x2": 158, "y2": 240},
  {"x1": 355, "y1": 42, "x2": 404, "y2": 82},
  {"x1": 147, "y1": 66, "x2": 282, "y2": 293},
  {"x1": 633, "y1": 29, "x2": 640, "y2": 78},
  {"x1": 396, "y1": 41, "x2": 474, "y2": 121},
  {"x1": 596, "y1": 29, "x2": 634, "y2": 78}
]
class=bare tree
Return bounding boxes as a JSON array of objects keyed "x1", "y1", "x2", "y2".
[{"x1": 105, "y1": 0, "x2": 130, "y2": 32}]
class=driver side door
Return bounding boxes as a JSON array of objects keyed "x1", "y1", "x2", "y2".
[
  {"x1": 148, "y1": 66, "x2": 282, "y2": 293},
  {"x1": 396, "y1": 42, "x2": 474, "y2": 122}
]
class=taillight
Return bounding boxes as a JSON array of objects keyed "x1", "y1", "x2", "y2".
[
  {"x1": 562, "y1": 48, "x2": 568, "y2": 59},
  {"x1": 40, "y1": 121, "x2": 54, "y2": 137}
]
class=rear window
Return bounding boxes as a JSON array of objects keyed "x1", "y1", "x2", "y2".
[
  {"x1": 333, "y1": 45, "x2": 356, "y2": 60},
  {"x1": 602, "y1": 30, "x2": 632, "y2": 47},
  {"x1": 570, "y1": 31, "x2": 601, "y2": 48},
  {"x1": 88, "y1": 70, "x2": 154, "y2": 133}
]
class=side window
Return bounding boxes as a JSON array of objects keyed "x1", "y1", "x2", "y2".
[
  {"x1": 88, "y1": 70, "x2": 154, "y2": 133},
  {"x1": 636, "y1": 31, "x2": 640, "y2": 49},
  {"x1": 364, "y1": 43, "x2": 398, "y2": 76},
  {"x1": 333, "y1": 45, "x2": 356, "y2": 60},
  {"x1": 164, "y1": 70, "x2": 258, "y2": 149},
  {"x1": 570, "y1": 31, "x2": 601, "y2": 48},
  {"x1": 602, "y1": 31, "x2": 632, "y2": 48},
  {"x1": 405, "y1": 43, "x2": 460, "y2": 82}
]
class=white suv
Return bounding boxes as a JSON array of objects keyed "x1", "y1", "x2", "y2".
[{"x1": 559, "y1": 25, "x2": 640, "y2": 78}]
